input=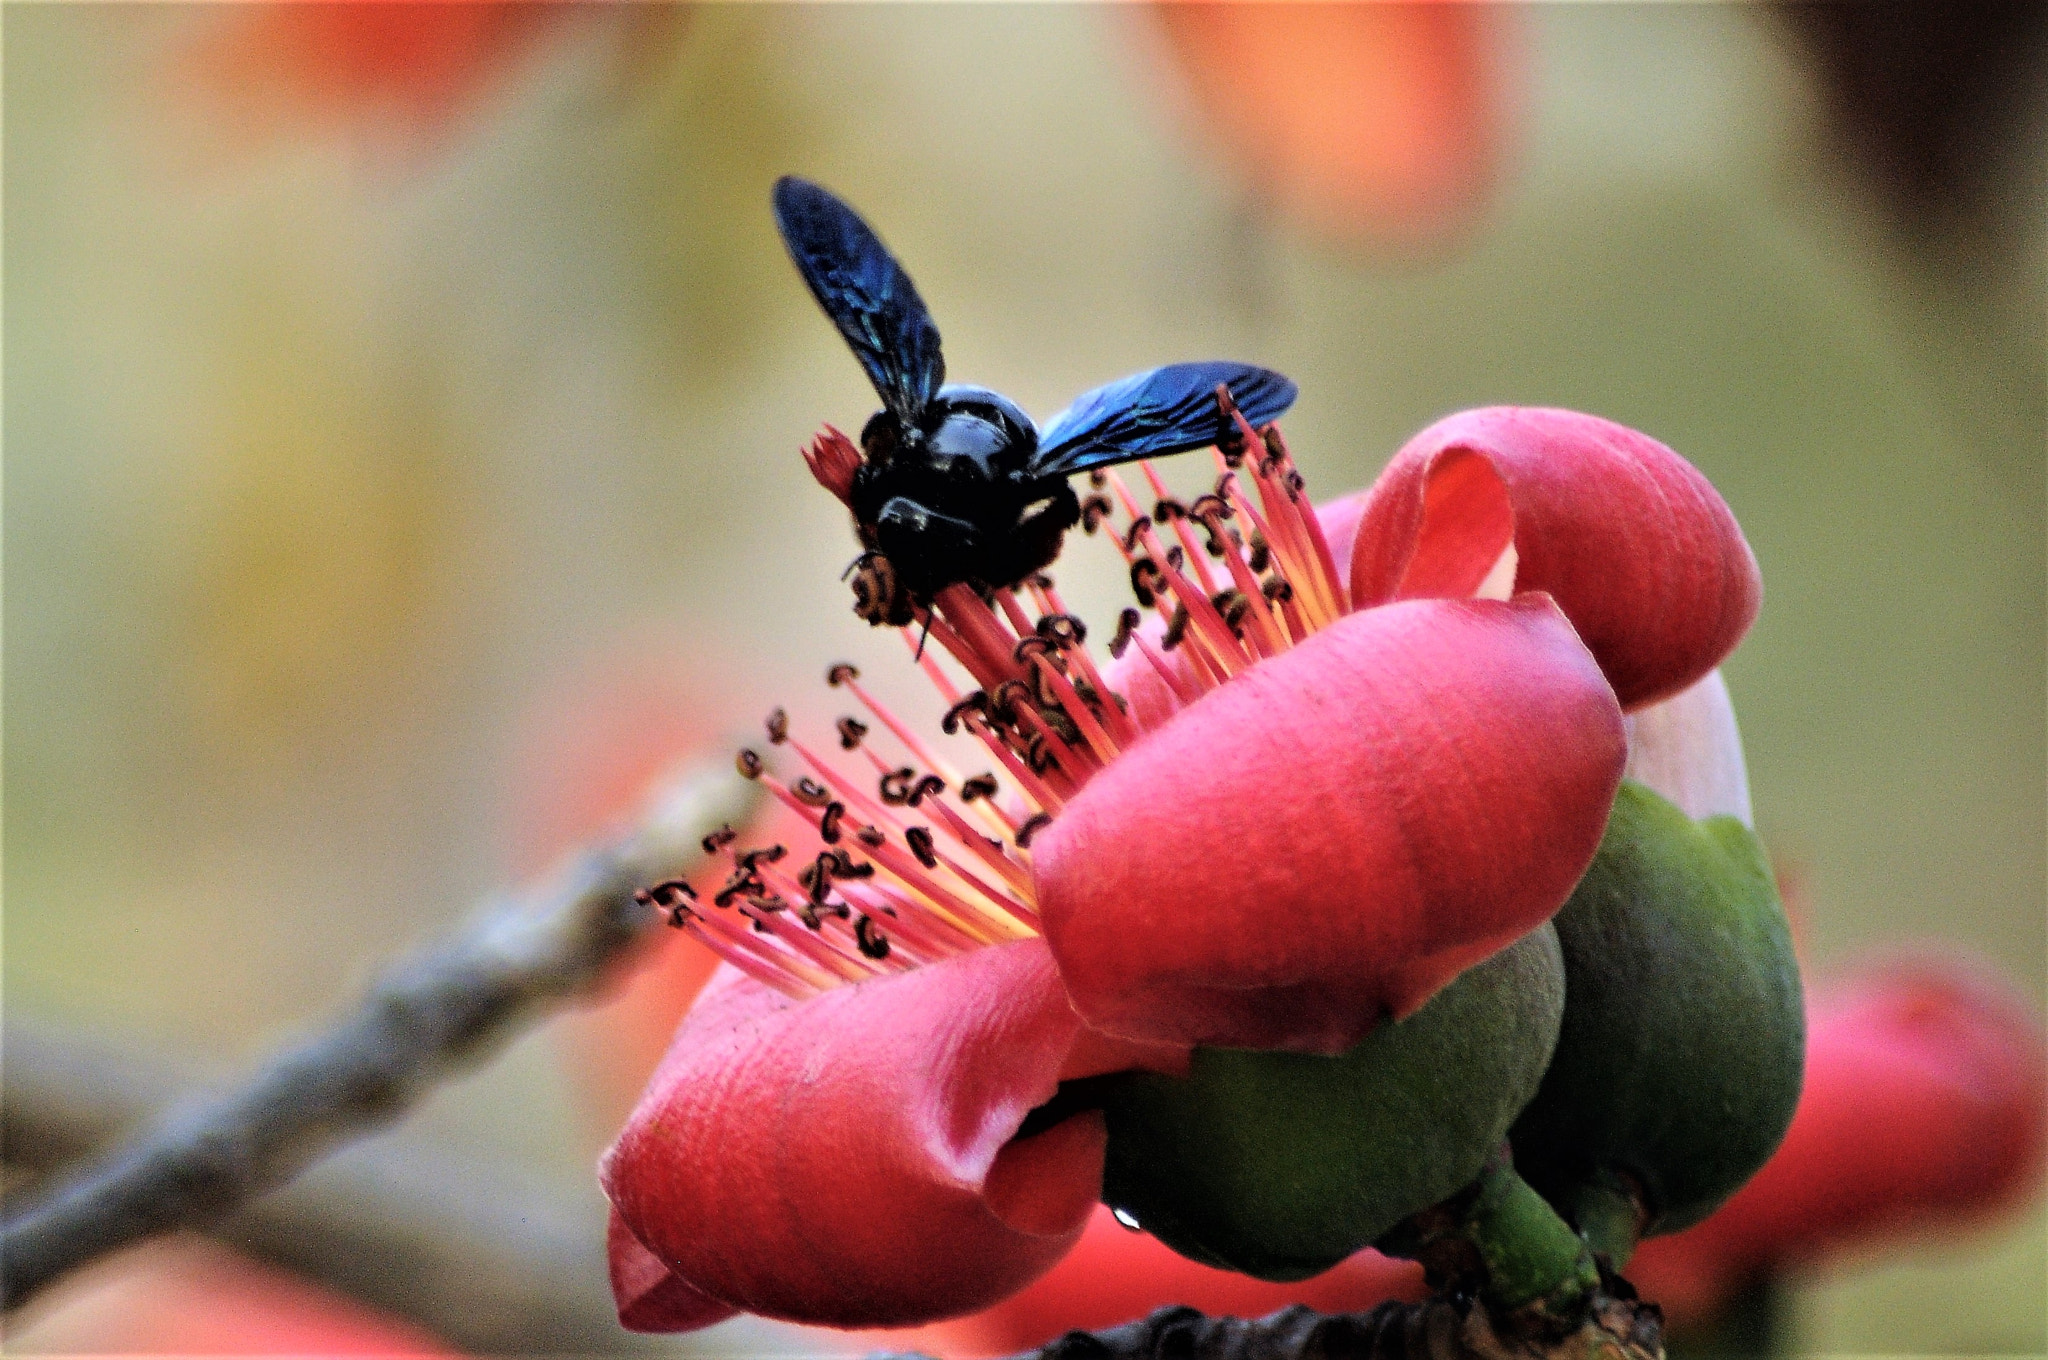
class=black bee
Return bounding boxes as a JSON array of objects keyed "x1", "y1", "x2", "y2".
[{"x1": 773, "y1": 176, "x2": 1297, "y2": 625}]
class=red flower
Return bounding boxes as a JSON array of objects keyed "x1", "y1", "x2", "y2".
[
  {"x1": 1630, "y1": 955, "x2": 2047, "y2": 1322},
  {"x1": 602, "y1": 404, "x2": 1760, "y2": 1331},
  {"x1": 168, "y1": 3, "x2": 683, "y2": 162},
  {"x1": 8, "y1": 1238, "x2": 456, "y2": 1355},
  {"x1": 1147, "y1": 3, "x2": 1514, "y2": 250}
]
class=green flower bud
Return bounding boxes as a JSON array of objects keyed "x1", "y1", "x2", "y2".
[
  {"x1": 1510, "y1": 780, "x2": 1804, "y2": 1256},
  {"x1": 1095, "y1": 923, "x2": 1567, "y2": 1280}
]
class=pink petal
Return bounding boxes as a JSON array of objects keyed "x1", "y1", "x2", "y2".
[
  {"x1": 608, "y1": 1209, "x2": 737, "y2": 1333},
  {"x1": 1622, "y1": 668, "x2": 1753, "y2": 826},
  {"x1": 1036, "y1": 594, "x2": 1624, "y2": 1054},
  {"x1": 1350, "y1": 408, "x2": 1760, "y2": 710},
  {"x1": 600, "y1": 942, "x2": 1110, "y2": 1330}
]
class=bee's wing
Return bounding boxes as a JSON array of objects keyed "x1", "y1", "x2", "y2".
[
  {"x1": 1028, "y1": 363, "x2": 1297, "y2": 478},
  {"x1": 773, "y1": 177, "x2": 946, "y2": 427}
]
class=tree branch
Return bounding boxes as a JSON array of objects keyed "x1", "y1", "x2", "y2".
[
  {"x1": 910, "y1": 1295, "x2": 1663, "y2": 1360},
  {"x1": 0, "y1": 762, "x2": 757, "y2": 1318},
  {"x1": 2, "y1": 1020, "x2": 667, "y2": 1354}
]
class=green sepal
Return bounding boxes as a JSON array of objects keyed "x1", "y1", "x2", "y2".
[
  {"x1": 1095, "y1": 923, "x2": 1567, "y2": 1281},
  {"x1": 1509, "y1": 780, "x2": 1805, "y2": 1241}
]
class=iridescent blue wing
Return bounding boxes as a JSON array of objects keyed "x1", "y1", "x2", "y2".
[
  {"x1": 1028, "y1": 363, "x2": 1297, "y2": 478},
  {"x1": 773, "y1": 177, "x2": 945, "y2": 427}
]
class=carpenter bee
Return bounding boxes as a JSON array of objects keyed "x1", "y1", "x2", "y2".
[{"x1": 773, "y1": 176, "x2": 1297, "y2": 625}]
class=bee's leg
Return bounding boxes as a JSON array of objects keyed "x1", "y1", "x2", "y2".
[{"x1": 994, "y1": 482, "x2": 1082, "y2": 587}]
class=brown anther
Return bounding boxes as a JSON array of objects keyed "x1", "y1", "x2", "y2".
[
  {"x1": 1088, "y1": 469, "x2": 1109, "y2": 488},
  {"x1": 743, "y1": 892, "x2": 789, "y2": 915},
  {"x1": 1130, "y1": 558, "x2": 1162, "y2": 608},
  {"x1": 1153, "y1": 496, "x2": 1188, "y2": 522},
  {"x1": 1025, "y1": 733, "x2": 1056, "y2": 773},
  {"x1": 1162, "y1": 604, "x2": 1191, "y2": 651},
  {"x1": 1016, "y1": 813, "x2": 1055, "y2": 848},
  {"x1": 1212, "y1": 588, "x2": 1251, "y2": 635},
  {"x1": 1263, "y1": 576, "x2": 1294, "y2": 603},
  {"x1": 1187, "y1": 493, "x2": 1231, "y2": 524},
  {"x1": 904, "y1": 826, "x2": 940, "y2": 869},
  {"x1": 1215, "y1": 387, "x2": 1249, "y2": 466},
  {"x1": 854, "y1": 915, "x2": 891, "y2": 961},
  {"x1": 1041, "y1": 707, "x2": 1082, "y2": 744},
  {"x1": 800, "y1": 853, "x2": 838, "y2": 905},
  {"x1": 1248, "y1": 532, "x2": 1272, "y2": 574},
  {"x1": 828, "y1": 850, "x2": 874, "y2": 880},
  {"x1": 1080, "y1": 495, "x2": 1114, "y2": 534},
  {"x1": 1165, "y1": 544, "x2": 1185, "y2": 571},
  {"x1": 792, "y1": 776, "x2": 833, "y2": 808},
  {"x1": 700, "y1": 825, "x2": 738, "y2": 856},
  {"x1": 1036, "y1": 613, "x2": 1086, "y2": 647},
  {"x1": 736, "y1": 749, "x2": 763, "y2": 780},
  {"x1": 1028, "y1": 573, "x2": 1055, "y2": 590},
  {"x1": 1110, "y1": 607, "x2": 1141, "y2": 659},
  {"x1": 942, "y1": 691, "x2": 990, "y2": 735},
  {"x1": 836, "y1": 716, "x2": 869, "y2": 750},
  {"x1": 715, "y1": 865, "x2": 764, "y2": 907},
  {"x1": 735, "y1": 844, "x2": 788, "y2": 871},
  {"x1": 635, "y1": 879, "x2": 698, "y2": 929},
  {"x1": 849, "y1": 554, "x2": 914, "y2": 628},
  {"x1": 826, "y1": 662, "x2": 860, "y2": 687},
  {"x1": 1014, "y1": 634, "x2": 1054, "y2": 665},
  {"x1": 991, "y1": 679, "x2": 1034, "y2": 720},
  {"x1": 879, "y1": 767, "x2": 918, "y2": 805},
  {"x1": 908, "y1": 774, "x2": 947, "y2": 807},
  {"x1": 856, "y1": 824, "x2": 887, "y2": 848},
  {"x1": 819, "y1": 801, "x2": 846, "y2": 844},
  {"x1": 1122, "y1": 516, "x2": 1153, "y2": 553},
  {"x1": 764, "y1": 707, "x2": 790, "y2": 745},
  {"x1": 1033, "y1": 664, "x2": 1062, "y2": 709},
  {"x1": 961, "y1": 773, "x2": 1000, "y2": 802}
]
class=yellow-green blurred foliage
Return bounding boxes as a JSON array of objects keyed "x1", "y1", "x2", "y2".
[{"x1": 6, "y1": 6, "x2": 2041, "y2": 1354}]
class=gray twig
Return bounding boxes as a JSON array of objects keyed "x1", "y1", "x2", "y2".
[
  {"x1": 0, "y1": 762, "x2": 757, "y2": 1318},
  {"x1": 2, "y1": 1020, "x2": 662, "y2": 1354}
]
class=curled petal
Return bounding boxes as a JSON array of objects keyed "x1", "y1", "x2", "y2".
[
  {"x1": 1630, "y1": 956, "x2": 2047, "y2": 1318},
  {"x1": 1622, "y1": 668, "x2": 1753, "y2": 827},
  {"x1": 1350, "y1": 408, "x2": 1760, "y2": 710},
  {"x1": 601, "y1": 942, "x2": 1109, "y2": 1329},
  {"x1": 1037, "y1": 594, "x2": 1625, "y2": 1054}
]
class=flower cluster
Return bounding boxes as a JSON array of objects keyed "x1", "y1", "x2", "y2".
[{"x1": 601, "y1": 402, "x2": 1762, "y2": 1331}]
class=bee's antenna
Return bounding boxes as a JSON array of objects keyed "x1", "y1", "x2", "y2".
[{"x1": 913, "y1": 608, "x2": 935, "y2": 662}]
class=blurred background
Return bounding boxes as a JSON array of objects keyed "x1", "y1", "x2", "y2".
[{"x1": 5, "y1": 4, "x2": 2042, "y2": 1354}]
